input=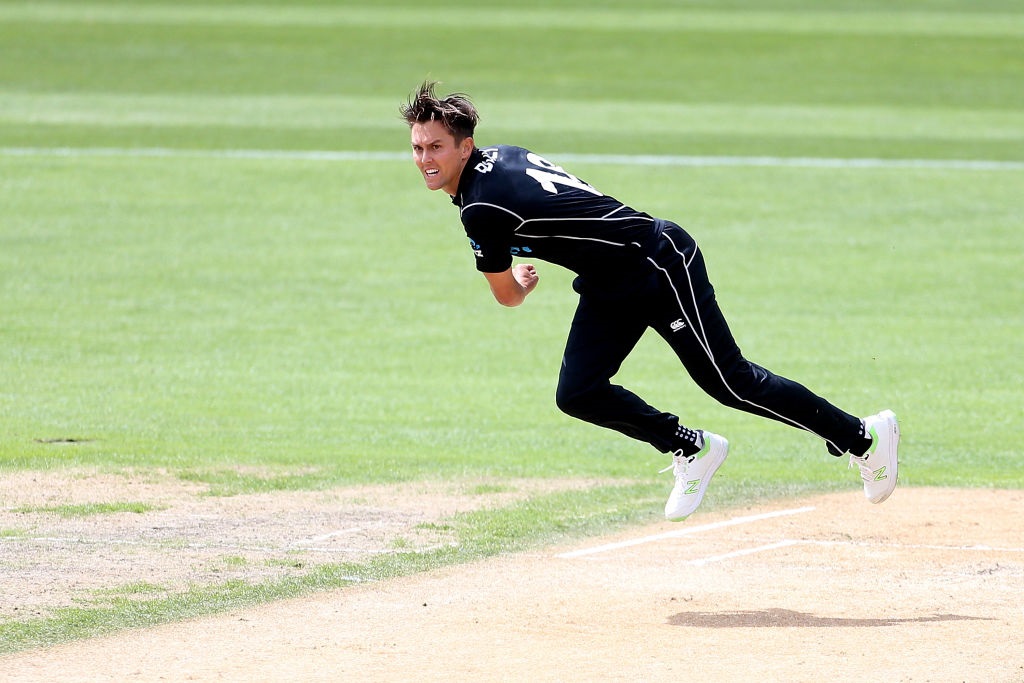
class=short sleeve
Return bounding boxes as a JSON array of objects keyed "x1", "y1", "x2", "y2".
[{"x1": 461, "y1": 204, "x2": 518, "y2": 273}]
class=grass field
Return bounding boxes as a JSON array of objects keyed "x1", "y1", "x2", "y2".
[{"x1": 2, "y1": 0, "x2": 1023, "y2": 650}]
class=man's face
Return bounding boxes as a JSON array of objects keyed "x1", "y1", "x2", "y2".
[{"x1": 410, "y1": 119, "x2": 473, "y2": 196}]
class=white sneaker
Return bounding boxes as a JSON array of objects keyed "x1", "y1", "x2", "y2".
[
  {"x1": 663, "y1": 431, "x2": 729, "y2": 521},
  {"x1": 850, "y1": 410, "x2": 900, "y2": 504}
]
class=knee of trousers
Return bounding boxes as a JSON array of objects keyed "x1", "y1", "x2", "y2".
[
  {"x1": 555, "y1": 381, "x2": 605, "y2": 420},
  {"x1": 707, "y1": 360, "x2": 774, "y2": 408}
]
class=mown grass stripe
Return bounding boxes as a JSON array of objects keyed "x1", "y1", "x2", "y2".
[
  {"x1": 1, "y1": 4, "x2": 1022, "y2": 37},
  {"x1": 3, "y1": 146, "x2": 1023, "y2": 171},
  {"x1": 3, "y1": 94, "x2": 1023, "y2": 142}
]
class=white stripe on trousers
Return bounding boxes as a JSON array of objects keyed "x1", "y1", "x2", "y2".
[{"x1": 647, "y1": 228, "x2": 846, "y2": 454}]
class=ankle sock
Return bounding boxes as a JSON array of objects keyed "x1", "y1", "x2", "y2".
[
  {"x1": 674, "y1": 425, "x2": 704, "y2": 457},
  {"x1": 849, "y1": 420, "x2": 873, "y2": 457},
  {"x1": 827, "y1": 420, "x2": 873, "y2": 457}
]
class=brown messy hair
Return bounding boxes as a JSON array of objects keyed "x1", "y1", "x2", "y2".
[{"x1": 400, "y1": 80, "x2": 479, "y2": 142}]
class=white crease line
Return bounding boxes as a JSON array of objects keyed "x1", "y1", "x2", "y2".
[
  {"x1": 687, "y1": 538, "x2": 1024, "y2": 567},
  {"x1": 687, "y1": 539, "x2": 804, "y2": 566},
  {"x1": 556, "y1": 506, "x2": 816, "y2": 559},
  {"x1": 803, "y1": 539, "x2": 1024, "y2": 553}
]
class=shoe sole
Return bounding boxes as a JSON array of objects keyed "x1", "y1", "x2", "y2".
[{"x1": 869, "y1": 410, "x2": 900, "y2": 504}]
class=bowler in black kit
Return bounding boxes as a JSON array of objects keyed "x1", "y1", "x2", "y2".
[{"x1": 401, "y1": 81, "x2": 900, "y2": 521}]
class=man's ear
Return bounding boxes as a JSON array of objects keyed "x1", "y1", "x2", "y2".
[{"x1": 460, "y1": 136, "x2": 474, "y2": 160}]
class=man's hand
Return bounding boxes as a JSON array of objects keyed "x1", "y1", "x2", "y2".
[
  {"x1": 483, "y1": 264, "x2": 540, "y2": 307},
  {"x1": 512, "y1": 263, "x2": 539, "y2": 293}
]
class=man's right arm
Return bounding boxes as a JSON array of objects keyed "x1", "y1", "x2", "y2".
[{"x1": 483, "y1": 264, "x2": 538, "y2": 307}]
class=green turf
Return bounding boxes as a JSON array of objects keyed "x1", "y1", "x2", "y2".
[
  {"x1": 1, "y1": 0, "x2": 1022, "y2": 648},
  {"x1": 2, "y1": 154, "x2": 1020, "y2": 486}
]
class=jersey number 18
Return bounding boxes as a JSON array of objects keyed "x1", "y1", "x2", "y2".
[{"x1": 524, "y1": 152, "x2": 603, "y2": 197}]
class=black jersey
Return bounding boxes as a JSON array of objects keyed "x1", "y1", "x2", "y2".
[{"x1": 451, "y1": 145, "x2": 662, "y2": 277}]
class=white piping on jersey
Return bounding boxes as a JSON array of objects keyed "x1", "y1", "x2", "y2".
[
  {"x1": 458, "y1": 200, "x2": 522, "y2": 221},
  {"x1": 514, "y1": 214, "x2": 655, "y2": 248},
  {"x1": 602, "y1": 204, "x2": 632, "y2": 219},
  {"x1": 648, "y1": 229, "x2": 845, "y2": 455},
  {"x1": 516, "y1": 233, "x2": 626, "y2": 247},
  {"x1": 461, "y1": 199, "x2": 655, "y2": 250}
]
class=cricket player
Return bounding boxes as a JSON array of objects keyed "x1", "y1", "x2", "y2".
[{"x1": 401, "y1": 81, "x2": 899, "y2": 520}]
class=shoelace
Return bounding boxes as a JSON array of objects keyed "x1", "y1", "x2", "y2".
[
  {"x1": 848, "y1": 453, "x2": 876, "y2": 483},
  {"x1": 659, "y1": 450, "x2": 693, "y2": 475}
]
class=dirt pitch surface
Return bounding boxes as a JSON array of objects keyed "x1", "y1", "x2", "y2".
[{"x1": 3, "y1": 484, "x2": 1023, "y2": 682}]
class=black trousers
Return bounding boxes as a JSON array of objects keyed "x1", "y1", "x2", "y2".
[{"x1": 554, "y1": 222, "x2": 863, "y2": 455}]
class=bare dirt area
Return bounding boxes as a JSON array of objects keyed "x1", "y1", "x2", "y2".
[
  {"x1": 0, "y1": 469, "x2": 617, "y2": 620},
  {"x1": 3, "y1": 485, "x2": 1024, "y2": 682}
]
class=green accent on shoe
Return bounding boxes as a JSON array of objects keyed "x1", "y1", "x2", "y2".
[
  {"x1": 874, "y1": 466, "x2": 888, "y2": 481},
  {"x1": 685, "y1": 479, "x2": 700, "y2": 495},
  {"x1": 868, "y1": 425, "x2": 879, "y2": 452}
]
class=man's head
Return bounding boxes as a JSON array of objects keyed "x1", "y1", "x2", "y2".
[
  {"x1": 401, "y1": 81, "x2": 479, "y2": 195},
  {"x1": 401, "y1": 81, "x2": 478, "y2": 141}
]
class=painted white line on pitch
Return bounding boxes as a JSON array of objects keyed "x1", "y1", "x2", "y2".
[
  {"x1": 556, "y1": 506, "x2": 816, "y2": 559},
  {"x1": 685, "y1": 538, "x2": 1024, "y2": 567},
  {"x1": 802, "y1": 539, "x2": 1024, "y2": 554},
  {"x1": 686, "y1": 539, "x2": 804, "y2": 566},
  {"x1": 3, "y1": 146, "x2": 1024, "y2": 171}
]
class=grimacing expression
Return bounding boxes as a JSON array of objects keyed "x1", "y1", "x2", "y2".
[{"x1": 410, "y1": 119, "x2": 473, "y2": 195}]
